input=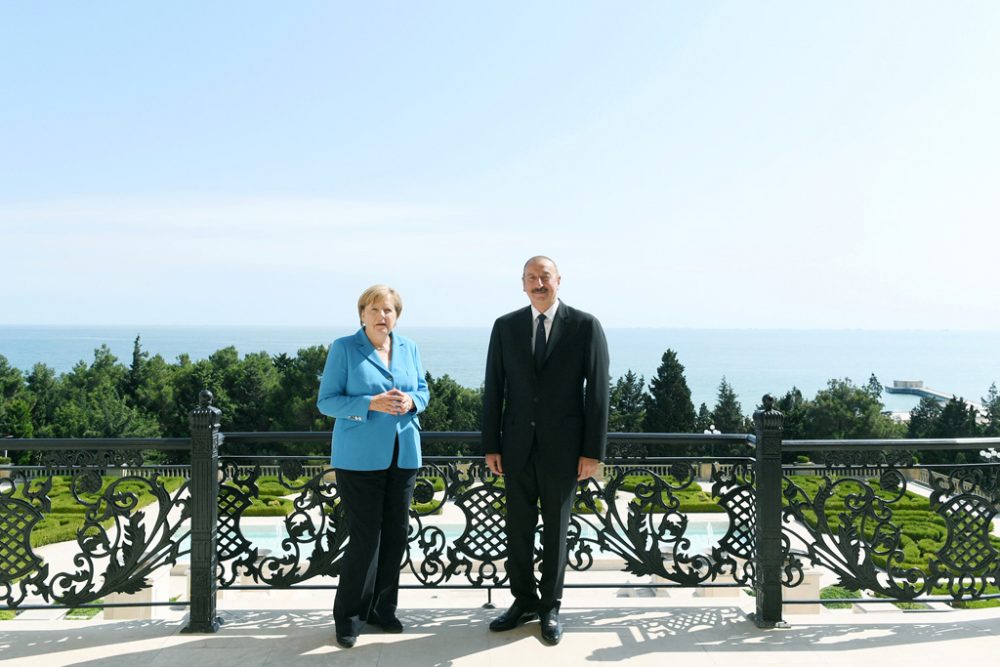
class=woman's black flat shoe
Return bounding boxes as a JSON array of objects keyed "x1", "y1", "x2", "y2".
[{"x1": 377, "y1": 617, "x2": 403, "y2": 633}]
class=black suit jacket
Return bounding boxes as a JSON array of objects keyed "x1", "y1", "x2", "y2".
[{"x1": 482, "y1": 302, "x2": 610, "y2": 475}]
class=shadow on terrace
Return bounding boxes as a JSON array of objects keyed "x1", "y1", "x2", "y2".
[{"x1": 3, "y1": 606, "x2": 1000, "y2": 666}]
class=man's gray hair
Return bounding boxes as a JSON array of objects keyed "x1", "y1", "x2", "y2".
[{"x1": 522, "y1": 255, "x2": 559, "y2": 277}]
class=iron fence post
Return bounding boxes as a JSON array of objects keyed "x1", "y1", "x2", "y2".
[
  {"x1": 753, "y1": 394, "x2": 785, "y2": 628},
  {"x1": 182, "y1": 390, "x2": 222, "y2": 633}
]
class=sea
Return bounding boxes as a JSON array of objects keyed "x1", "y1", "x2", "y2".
[{"x1": 2, "y1": 325, "x2": 999, "y2": 414}]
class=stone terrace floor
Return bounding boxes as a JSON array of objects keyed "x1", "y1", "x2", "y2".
[{"x1": 3, "y1": 584, "x2": 999, "y2": 666}]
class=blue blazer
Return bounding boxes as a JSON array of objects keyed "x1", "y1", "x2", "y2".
[{"x1": 317, "y1": 328, "x2": 430, "y2": 470}]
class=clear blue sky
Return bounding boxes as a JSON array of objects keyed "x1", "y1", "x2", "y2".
[{"x1": 2, "y1": 1, "x2": 998, "y2": 329}]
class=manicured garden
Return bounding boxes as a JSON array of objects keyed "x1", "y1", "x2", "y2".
[
  {"x1": 617, "y1": 473, "x2": 725, "y2": 513},
  {"x1": 787, "y1": 474, "x2": 1000, "y2": 607},
  {"x1": 9, "y1": 475, "x2": 187, "y2": 548}
]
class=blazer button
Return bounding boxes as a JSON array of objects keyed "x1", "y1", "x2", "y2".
[{"x1": 530, "y1": 421, "x2": 536, "y2": 427}]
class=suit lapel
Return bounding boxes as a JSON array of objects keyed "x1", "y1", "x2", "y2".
[
  {"x1": 544, "y1": 302, "x2": 569, "y2": 363},
  {"x1": 515, "y1": 306, "x2": 534, "y2": 366},
  {"x1": 389, "y1": 332, "x2": 405, "y2": 373},
  {"x1": 355, "y1": 328, "x2": 391, "y2": 377}
]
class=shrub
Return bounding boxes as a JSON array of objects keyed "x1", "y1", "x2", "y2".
[
  {"x1": 820, "y1": 585, "x2": 861, "y2": 609},
  {"x1": 65, "y1": 602, "x2": 103, "y2": 620},
  {"x1": 418, "y1": 476, "x2": 446, "y2": 492},
  {"x1": 244, "y1": 497, "x2": 294, "y2": 516},
  {"x1": 573, "y1": 498, "x2": 606, "y2": 514},
  {"x1": 948, "y1": 584, "x2": 1000, "y2": 609},
  {"x1": 412, "y1": 500, "x2": 444, "y2": 515}
]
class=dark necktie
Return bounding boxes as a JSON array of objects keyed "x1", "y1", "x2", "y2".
[{"x1": 534, "y1": 314, "x2": 547, "y2": 369}]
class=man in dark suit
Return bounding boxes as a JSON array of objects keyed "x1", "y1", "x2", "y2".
[{"x1": 482, "y1": 255, "x2": 610, "y2": 645}]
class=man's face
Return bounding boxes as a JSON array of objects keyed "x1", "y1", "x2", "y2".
[{"x1": 522, "y1": 259, "x2": 560, "y2": 310}]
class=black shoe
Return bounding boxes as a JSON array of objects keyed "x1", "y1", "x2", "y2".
[
  {"x1": 370, "y1": 615, "x2": 404, "y2": 633},
  {"x1": 489, "y1": 603, "x2": 538, "y2": 632},
  {"x1": 539, "y1": 610, "x2": 562, "y2": 645},
  {"x1": 336, "y1": 633, "x2": 357, "y2": 648}
]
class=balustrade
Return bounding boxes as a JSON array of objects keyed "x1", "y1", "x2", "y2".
[{"x1": 2, "y1": 393, "x2": 999, "y2": 632}]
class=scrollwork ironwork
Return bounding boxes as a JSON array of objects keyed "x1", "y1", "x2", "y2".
[
  {"x1": 0, "y1": 469, "x2": 189, "y2": 609},
  {"x1": 216, "y1": 460, "x2": 347, "y2": 588},
  {"x1": 212, "y1": 455, "x2": 763, "y2": 592},
  {"x1": 782, "y1": 461, "x2": 1000, "y2": 602}
]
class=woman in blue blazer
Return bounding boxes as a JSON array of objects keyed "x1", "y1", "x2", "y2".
[{"x1": 317, "y1": 284, "x2": 429, "y2": 648}]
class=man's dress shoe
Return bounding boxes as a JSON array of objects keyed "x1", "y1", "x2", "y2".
[
  {"x1": 539, "y1": 610, "x2": 562, "y2": 645},
  {"x1": 489, "y1": 603, "x2": 538, "y2": 631},
  {"x1": 335, "y1": 633, "x2": 357, "y2": 648}
]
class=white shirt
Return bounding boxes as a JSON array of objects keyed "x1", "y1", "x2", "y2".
[{"x1": 530, "y1": 300, "x2": 560, "y2": 349}]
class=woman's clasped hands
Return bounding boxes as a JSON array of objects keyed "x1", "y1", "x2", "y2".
[{"x1": 369, "y1": 388, "x2": 414, "y2": 416}]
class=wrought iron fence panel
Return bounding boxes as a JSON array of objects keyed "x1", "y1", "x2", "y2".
[
  {"x1": 780, "y1": 457, "x2": 1000, "y2": 602},
  {"x1": 215, "y1": 458, "x2": 347, "y2": 588},
  {"x1": 211, "y1": 451, "x2": 763, "y2": 591},
  {"x1": 408, "y1": 459, "x2": 507, "y2": 587},
  {"x1": 570, "y1": 460, "x2": 739, "y2": 586},
  {"x1": 0, "y1": 455, "x2": 190, "y2": 609},
  {"x1": 710, "y1": 461, "x2": 761, "y2": 586}
]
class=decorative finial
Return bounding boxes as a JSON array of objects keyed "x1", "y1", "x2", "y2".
[
  {"x1": 762, "y1": 394, "x2": 774, "y2": 411},
  {"x1": 199, "y1": 389, "x2": 214, "y2": 408}
]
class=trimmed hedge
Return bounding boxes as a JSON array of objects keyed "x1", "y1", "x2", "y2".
[
  {"x1": 621, "y1": 474, "x2": 726, "y2": 514},
  {"x1": 788, "y1": 474, "x2": 1000, "y2": 607},
  {"x1": 821, "y1": 585, "x2": 862, "y2": 609}
]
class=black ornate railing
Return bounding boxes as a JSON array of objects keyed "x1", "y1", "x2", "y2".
[
  {"x1": 3, "y1": 393, "x2": 1000, "y2": 633},
  {"x1": 780, "y1": 436, "x2": 1000, "y2": 607},
  {"x1": 0, "y1": 438, "x2": 192, "y2": 612},
  {"x1": 213, "y1": 434, "x2": 758, "y2": 596}
]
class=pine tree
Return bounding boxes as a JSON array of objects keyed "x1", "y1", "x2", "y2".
[
  {"x1": 642, "y1": 349, "x2": 695, "y2": 434},
  {"x1": 609, "y1": 370, "x2": 646, "y2": 432},
  {"x1": 866, "y1": 373, "x2": 883, "y2": 400},
  {"x1": 908, "y1": 396, "x2": 943, "y2": 439},
  {"x1": 933, "y1": 396, "x2": 980, "y2": 438},
  {"x1": 123, "y1": 335, "x2": 148, "y2": 402},
  {"x1": 981, "y1": 383, "x2": 1000, "y2": 437},
  {"x1": 776, "y1": 387, "x2": 806, "y2": 440},
  {"x1": 712, "y1": 376, "x2": 745, "y2": 433},
  {"x1": 695, "y1": 402, "x2": 713, "y2": 433}
]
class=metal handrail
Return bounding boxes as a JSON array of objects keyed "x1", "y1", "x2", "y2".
[{"x1": 783, "y1": 436, "x2": 1000, "y2": 451}]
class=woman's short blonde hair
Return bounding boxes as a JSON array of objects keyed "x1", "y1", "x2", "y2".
[{"x1": 357, "y1": 285, "x2": 403, "y2": 324}]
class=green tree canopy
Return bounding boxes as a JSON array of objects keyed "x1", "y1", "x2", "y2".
[
  {"x1": 609, "y1": 370, "x2": 645, "y2": 432},
  {"x1": 981, "y1": 383, "x2": 1000, "y2": 437},
  {"x1": 695, "y1": 402, "x2": 713, "y2": 433},
  {"x1": 800, "y1": 378, "x2": 901, "y2": 440},
  {"x1": 775, "y1": 387, "x2": 806, "y2": 441},
  {"x1": 907, "y1": 396, "x2": 944, "y2": 439},
  {"x1": 712, "y1": 376, "x2": 745, "y2": 433},
  {"x1": 642, "y1": 349, "x2": 695, "y2": 435},
  {"x1": 932, "y1": 396, "x2": 980, "y2": 438},
  {"x1": 419, "y1": 372, "x2": 482, "y2": 455}
]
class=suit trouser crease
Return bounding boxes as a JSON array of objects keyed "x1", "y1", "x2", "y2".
[
  {"x1": 333, "y1": 443, "x2": 416, "y2": 635},
  {"x1": 504, "y1": 451, "x2": 577, "y2": 613}
]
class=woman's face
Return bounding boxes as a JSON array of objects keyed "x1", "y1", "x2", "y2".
[{"x1": 361, "y1": 298, "x2": 398, "y2": 335}]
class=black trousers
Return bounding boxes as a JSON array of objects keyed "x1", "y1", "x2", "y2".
[
  {"x1": 503, "y1": 450, "x2": 578, "y2": 613},
  {"x1": 333, "y1": 440, "x2": 417, "y2": 635}
]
